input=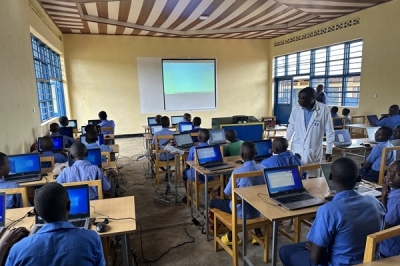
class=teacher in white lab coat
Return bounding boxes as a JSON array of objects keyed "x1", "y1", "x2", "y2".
[{"x1": 286, "y1": 87, "x2": 335, "y2": 176}]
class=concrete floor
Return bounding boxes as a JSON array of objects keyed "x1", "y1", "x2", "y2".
[{"x1": 112, "y1": 137, "x2": 366, "y2": 266}]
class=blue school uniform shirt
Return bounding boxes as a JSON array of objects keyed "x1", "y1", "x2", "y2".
[
  {"x1": 303, "y1": 103, "x2": 316, "y2": 128},
  {"x1": 85, "y1": 143, "x2": 113, "y2": 162},
  {"x1": 307, "y1": 190, "x2": 385, "y2": 265},
  {"x1": 190, "y1": 126, "x2": 201, "y2": 142},
  {"x1": 0, "y1": 179, "x2": 22, "y2": 209},
  {"x1": 56, "y1": 160, "x2": 111, "y2": 200},
  {"x1": 380, "y1": 188, "x2": 400, "y2": 257},
  {"x1": 50, "y1": 132, "x2": 75, "y2": 148},
  {"x1": 99, "y1": 119, "x2": 115, "y2": 134},
  {"x1": 224, "y1": 161, "x2": 265, "y2": 219},
  {"x1": 41, "y1": 151, "x2": 67, "y2": 164},
  {"x1": 185, "y1": 142, "x2": 214, "y2": 182},
  {"x1": 260, "y1": 152, "x2": 301, "y2": 168},
  {"x1": 152, "y1": 127, "x2": 175, "y2": 161},
  {"x1": 376, "y1": 114, "x2": 400, "y2": 129},
  {"x1": 367, "y1": 141, "x2": 395, "y2": 171},
  {"x1": 6, "y1": 221, "x2": 105, "y2": 266},
  {"x1": 331, "y1": 113, "x2": 343, "y2": 126}
]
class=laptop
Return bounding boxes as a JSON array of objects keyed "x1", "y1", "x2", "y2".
[
  {"x1": 38, "y1": 135, "x2": 64, "y2": 153},
  {"x1": 264, "y1": 166, "x2": 325, "y2": 210},
  {"x1": 88, "y1": 119, "x2": 101, "y2": 126},
  {"x1": 59, "y1": 127, "x2": 74, "y2": 138},
  {"x1": 367, "y1": 115, "x2": 378, "y2": 126},
  {"x1": 68, "y1": 119, "x2": 78, "y2": 129},
  {"x1": 321, "y1": 163, "x2": 381, "y2": 197},
  {"x1": 0, "y1": 193, "x2": 6, "y2": 234},
  {"x1": 31, "y1": 184, "x2": 91, "y2": 234},
  {"x1": 253, "y1": 140, "x2": 272, "y2": 162},
  {"x1": 209, "y1": 129, "x2": 226, "y2": 145},
  {"x1": 150, "y1": 125, "x2": 163, "y2": 135},
  {"x1": 173, "y1": 133, "x2": 194, "y2": 149},
  {"x1": 5, "y1": 153, "x2": 42, "y2": 183},
  {"x1": 80, "y1": 134, "x2": 104, "y2": 146},
  {"x1": 171, "y1": 116, "x2": 183, "y2": 126},
  {"x1": 68, "y1": 148, "x2": 102, "y2": 168},
  {"x1": 195, "y1": 145, "x2": 234, "y2": 171},
  {"x1": 334, "y1": 129, "x2": 352, "y2": 147},
  {"x1": 178, "y1": 122, "x2": 193, "y2": 132},
  {"x1": 147, "y1": 117, "x2": 157, "y2": 126},
  {"x1": 366, "y1": 127, "x2": 380, "y2": 144}
]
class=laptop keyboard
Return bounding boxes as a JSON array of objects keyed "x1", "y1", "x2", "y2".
[
  {"x1": 278, "y1": 194, "x2": 314, "y2": 204},
  {"x1": 356, "y1": 186, "x2": 372, "y2": 193},
  {"x1": 6, "y1": 176, "x2": 41, "y2": 183},
  {"x1": 70, "y1": 220, "x2": 86, "y2": 228}
]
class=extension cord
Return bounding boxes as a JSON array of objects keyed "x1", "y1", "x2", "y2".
[{"x1": 153, "y1": 197, "x2": 171, "y2": 205}]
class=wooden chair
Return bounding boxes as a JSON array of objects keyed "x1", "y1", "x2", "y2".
[
  {"x1": 299, "y1": 163, "x2": 322, "y2": 178},
  {"x1": 101, "y1": 151, "x2": 111, "y2": 162},
  {"x1": 261, "y1": 116, "x2": 276, "y2": 138},
  {"x1": 40, "y1": 156, "x2": 54, "y2": 167},
  {"x1": 378, "y1": 146, "x2": 400, "y2": 185},
  {"x1": 332, "y1": 117, "x2": 346, "y2": 129},
  {"x1": 100, "y1": 127, "x2": 114, "y2": 134},
  {"x1": 212, "y1": 171, "x2": 270, "y2": 266},
  {"x1": 350, "y1": 115, "x2": 367, "y2": 138},
  {"x1": 0, "y1": 187, "x2": 29, "y2": 207},
  {"x1": 62, "y1": 179, "x2": 103, "y2": 199},
  {"x1": 154, "y1": 135, "x2": 175, "y2": 190},
  {"x1": 351, "y1": 115, "x2": 366, "y2": 124},
  {"x1": 363, "y1": 225, "x2": 400, "y2": 262}
]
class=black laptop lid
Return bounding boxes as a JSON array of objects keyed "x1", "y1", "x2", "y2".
[
  {"x1": 195, "y1": 145, "x2": 224, "y2": 166},
  {"x1": 59, "y1": 127, "x2": 74, "y2": 138},
  {"x1": 5, "y1": 153, "x2": 41, "y2": 178},
  {"x1": 264, "y1": 165, "x2": 304, "y2": 197}
]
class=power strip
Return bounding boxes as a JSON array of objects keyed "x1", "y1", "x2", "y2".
[{"x1": 153, "y1": 197, "x2": 171, "y2": 205}]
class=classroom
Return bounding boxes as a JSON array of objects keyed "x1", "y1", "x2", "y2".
[{"x1": 1, "y1": 0, "x2": 400, "y2": 265}]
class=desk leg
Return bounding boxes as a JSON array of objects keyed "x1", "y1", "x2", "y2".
[
  {"x1": 271, "y1": 220, "x2": 279, "y2": 266},
  {"x1": 121, "y1": 234, "x2": 133, "y2": 266},
  {"x1": 174, "y1": 154, "x2": 178, "y2": 204},
  {"x1": 205, "y1": 174, "x2": 209, "y2": 241},
  {"x1": 166, "y1": 152, "x2": 170, "y2": 195},
  {"x1": 242, "y1": 200, "x2": 248, "y2": 265}
]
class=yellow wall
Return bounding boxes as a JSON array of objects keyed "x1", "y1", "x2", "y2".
[
  {"x1": 269, "y1": 0, "x2": 400, "y2": 116},
  {"x1": 63, "y1": 35, "x2": 269, "y2": 134},
  {"x1": 0, "y1": 0, "x2": 64, "y2": 154}
]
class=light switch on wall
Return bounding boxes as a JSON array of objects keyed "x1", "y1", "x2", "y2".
[{"x1": 374, "y1": 94, "x2": 377, "y2": 98}]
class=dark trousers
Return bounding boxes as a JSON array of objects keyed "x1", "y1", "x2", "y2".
[
  {"x1": 359, "y1": 168, "x2": 379, "y2": 183},
  {"x1": 279, "y1": 242, "x2": 318, "y2": 266},
  {"x1": 209, "y1": 199, "x2": 232, "y2": 214}
]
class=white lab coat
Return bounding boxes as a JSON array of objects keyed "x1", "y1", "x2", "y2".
[{"x1": 286, "y1": 102, "x2": 335, "y2": 169}]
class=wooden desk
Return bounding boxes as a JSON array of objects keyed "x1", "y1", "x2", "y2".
[
  {"x1": 265, "y1": 126, "x2": 287, "y2": 138},
  {"x1": 235, "y1": 178, "x2": 328, "y2": 266},
  {"x1": 355, "y1": 256, "x2": 400, "y2": 265},
  {"x1": 347, "y1": 124, "x2": 371, "y2": 138},
  {"x1": 109, "y1": 144, "x2": 119, "y2": 153},
  {"x1": 6, "y1": 196, "x2": 136, "y2": 266},
  {"x1": 323, "y1": 138, "x2": 372, "y2": 160}
]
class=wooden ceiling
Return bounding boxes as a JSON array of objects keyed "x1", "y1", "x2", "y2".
[{"x1": 39, "y1": 0, "x2": 390, "y2": 39}]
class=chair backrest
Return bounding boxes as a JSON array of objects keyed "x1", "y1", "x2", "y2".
[
  {"x1": 40, "y1": 156, "x2": 55, "y2": 168},
  {"x1": 101, "y1": 127, "x2": 114, "y2": 134},
  {"x1": 363, "y1": 225, "x2": 400, "y2": 262},
  {"x1": 101, "y1": 151, "x2": 111, "y2": 162},
  {"x1": 261, "y1": 116, "x2": 276, "y2": 128},
  {"x1": 332, "y1": 117, "x2": 346, "y2": 129},
  {"x1": 154, "y1": 135, "x2": 174, "y2": 161},
  {"x1": 378, "y1": 146, "x2": 400, "y2": 185},
  {"x1": 62, "y1": 179, "x2": 103, "y2": 199},
  {"x1": 299, "y1": 163, "x2": 321, "y2": 172},
  {"x1": 351, "y1": 115, "x2": 366, "y2": 124},
  {"x1": 0, "y1": 187, "x2": 29, "y2": 207}
]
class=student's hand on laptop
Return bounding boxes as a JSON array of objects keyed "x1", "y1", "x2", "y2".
[
  {"x1": 325, "y1": 154, "x2": 332, "y2": 162},
  {"x1": 1, "y1": 227, "x2": 29, "y2": 248}
]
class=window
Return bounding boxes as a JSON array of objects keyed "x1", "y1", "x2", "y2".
[
  {"x1": 31, "y1": 35, "x2": 66, "y2": 122},
  {"x1": 274, "y1": 40, "x2": 363, "y2": 107}
]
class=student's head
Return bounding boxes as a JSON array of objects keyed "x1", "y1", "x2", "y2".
[
  {"x1": 155, "y1": 115, "x2": 162, "y2": 125},
  {"x1": 183, "y1": 113, "x2": 191, "y2": 122},
  {"x1": 272, "y1": 138, "x2": 288, "y2": 154},
  {"x1": 241, "y1": 141, "x2": 257, "y2": 162},
  {"x1": 58, "y1": 116, "x2": 69, "y2": 127},
  {"x1": 160, "y1": 116, "x2": 170, "y2": 128},
  {"x1": 298, "y1": 87, "x2": 316, "y2": 108},
  {"x1": 342, "y1": 108, "x2": 350, "y2": 116},
  {"x1": 389, "y1": 105, "x2": 399, "y2": 116},
  {"x1": 40, "y1": 136, "x2": 54, "y2": 152},
  {"x1": 84, "y1": 124, "x2": 97, "y2": 133},
  {"x1": 331, "y1": 106, "x2": 339, "y2": 114},
  {"x1": 316, "y1": 84, "x2": 324, "y2": 92},
  {"x1": 198, "y1": 129, "x2": 210, "y2": 143},
  {"x1": 49, "y1": 123, "x2": 60, "y2": 133},
  {"x1": 375, "y1": 126, "x2": 393, "y2": 142},
  {"x1": 387, "y1": 160, "x2": 400, "y2": 189},
  {"x1": 393, "y1": 125, "x2": 400, "y2": 140},
  {"x1": 331, "y1": 157, "x2": 359, "y2": 190},
  {"x1": 193, "y1": 117, "x2": 201, "y2": 127},
  {"x1": 0, "y1": 153, "x2": 10, "y2": 177},
  {"x1": 34, "y1": 183, "x2": 70, "y2": 223},
  {"x1": 69, "y1": 143, "x2": 87, "y2": 161},
  {"x1": 85, "y1": 130, "x2": 98, "y2": 144},
  {"x1": 98, "y1": 111, "x2": 107, "y2": 121},
  {"x1": 225, "y1": 129, "x2": 237, "y2": 142}
]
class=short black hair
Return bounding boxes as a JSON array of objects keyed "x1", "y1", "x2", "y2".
[
  {"x1": 0, "y1": 152, "x2": 7, "y2": 166},
  {"x1": 331, "y1": 157, "x2": 359, "y2": 188},
  {"x1": 225, "y1": 129, "x2": 237, "y2": 142},
  {"x1": 70, "y1": 143, "x2": 87, "y2": 160},
  {"x1": 198, "y1": 129, "x2": 210, "y2": 142},
  {"x1": 389, "y1": 105, "x2": 400, "y2": 115},
  {"x1": 193, "y1": 117, "x2": 201, "y2": 127},
  {"x1": 85, "y1": 130, "x2": 98, "y2": 144},
  {"x1": 331, "y1": 106, "x2": 339, "y2": 113},
  {"x1": 98, "y1": 111, "x2": 107, "y2": 120},
  {"x1": 272, "y1": 138, "x2": 288, "y2": 153},
  {"x1": 34, "y1": 183, "x2": 69, "y2": 223},
  {"x1": 84, "y1": 124, "x2": 97, "y2": 133},
  {"x1": 241, "y1": 141, "x2": 257, "y2": 160},
  {"x1": 40, "y1": 136, "x2": 54, "y2": 151},
  {"x1": 49, "y1": 123, "x2": 60, "y2": 133},
  {"x1": 299, "y1": 87, "x2": 317, "y2": 99},
  {"x1": 58, "y1": 116, "x2": 69, "y2": 126},
  {"x1": 161, "y1": 116, "x2": 170, "y2": 128},
  {"x1": 342, "y1": 108, "x2": 350, "y2": 116},
  {"x1": 155, "y1": 115, "x2": 162, "y2": 124},
  {"x1": 380, "y1": 125, "x2": 394, "y2": 139}
]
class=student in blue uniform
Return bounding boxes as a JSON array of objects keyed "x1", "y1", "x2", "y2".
[
  {"x1": 360, "y1": 126, "x2": 396, "y2": 182},
  {"x1": 0, "y1": 153, "x2": 23, "y2": 209},
  {"x1": 0, "y1": 227, "x2": 30, "y2": 265},
  {"x1": 49, "y1": 123, "x2": 75, "y2": 148},
  {"x1": 331, "y1": 106, "x2": 343, "y2": 127},
  {"x1": 376, "y1": 105, "x2": 400, "y2": 130},
  {"x1": 58, "y1": 116, "x2": 69, "y2": 127},
  {"x1": 182, "y1": 113, "x2": 191, "y2": 122},
  {"x1": 191, "y1": 117, "x2": 201, "y2": 142},
  {"x1": 279, "y1": 157, "x2": 385, "y2": 266},
  {"x1": 6, "y1": 183, "x2": 105, "y2": 266},
  {"x1": 84, "y1": 130, "x2": 113, "y2": 162},
  {"x1": 342, "y1": 108, "x2": 351, "y2": 126},
  {"x1": 98, "y1": 111, "x2": 115, "y2": 134},
  {"x1": 40, "y1": 136, "x2": 68, "y2": 167},
  {"x1": 260, "y1": 138, "x2": 301, "y2": 168},
  {"x1": 151, "y1": 116, "x2": 175, "y2": 161}
]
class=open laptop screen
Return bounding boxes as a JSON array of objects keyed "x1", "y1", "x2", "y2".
[
  {"x1": 174, "y1": 133, "x2": 193, "y2": 147},
  {"x1": 6, "y1": 153, "x2": 41, "y2": 177},
  {"x1": 264, "y1": 166, "x2": 303, "y2": 195},
  {"x1": 65, "y1": 185, "x2": 90, "y2": 218},
  {"x1": 38, "y1": 136, "x2": 64, "y2": 152},
  {"x1": 151, "y1": 125, "x2": 163, "y2": 135},
  {"x1": 59, "y1": 127, "x2": 74, "y2": 138},
  {"x1": 367, "y1": 115, "x2": 378, "y2": 125},
  {"x1": 80, "y1": 134, "x2": 104, "y2": 146},
  {"x1": 68, "y1": 120, "x2": 78, "y2": 129},
  {"x1": 0, "y1": 193, "x2": 5, "y2": 226},
  {"x1": 178, "y1": 122, "x2": 193, "y2": 132},
  {"x1": 196, "y1": 145, "x2": 222, "y2": 165},
  {"x1": 147, "y1": 117, "x2": 157, "y2": 126},
  {"x1": 254, "y1": 140, "x2": 272, "y2": 159},
  {"x1": 209, "y1": 129, "x2": 226, "y2": 145},
  {"x1": 68, "y1": 148, "x2": 102, "y2": 168},
  {"x1": 334, "y1": 129, "x2": 351, "y2": 143},
  {"x1": 171, "y1": 116, "x2": 183, "y2": 125}
]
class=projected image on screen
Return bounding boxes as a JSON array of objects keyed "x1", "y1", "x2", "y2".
[{"x1": 162, "y1": 59, "x2": 216, "y2": 111}]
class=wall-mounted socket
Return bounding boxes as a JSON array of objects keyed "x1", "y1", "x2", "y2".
[{"x1": 374, "y1": 94, "x2": 377, "y2": 98}]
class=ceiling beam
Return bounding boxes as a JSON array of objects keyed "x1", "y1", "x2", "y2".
[{"x1": 54, "y1": 0, "x2": 122, "y2": 3}]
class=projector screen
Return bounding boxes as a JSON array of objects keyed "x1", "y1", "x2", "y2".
[{"x1": 162, "y1": 59, "x2": 216, "y2": 111}]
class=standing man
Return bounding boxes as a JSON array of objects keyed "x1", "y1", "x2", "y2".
[
  {"x1": 286, "y1": 87, "x2": 335, "y2": 176},
  {"x1": 315, "y1": 84, "x2": 326, "y2": 104}
]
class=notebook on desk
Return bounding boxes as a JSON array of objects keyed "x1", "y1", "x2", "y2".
[
  {"x1": 173, "y1": 133, "x2": 194, "y2": 149},
  {"x1": 253, "y1": 140, "x2": 272, "y2": 162},
  {"x1": 367, "y1": 115, "x2": 378, "y2": 126},
  {"x1": 31, "y1": 184, "x2": 91, "y2": 235},
  {"x1": 5, "y1": 153, "x2": 42, "y2": 183},
  {"x1": 68, "y1": 148, "x2": 102, "y2": 168},
  {"x1": 334, "y1": 129, "x2": 352, "y2": 147},
  {"x1": 209, "y1": 129, "x2": 226, "y2": 145},
  {"x1": 38, "y1": 135, "x2": 64, "y2": 153},
  {"x1": 0, "y1": 193, "x2": 6, "y2": 235},
  {"x1": 264, "y1": 165, "x2": 325, "y2": 210},
  {"x1": 195, "y1": 145, "x2": 233, "y2": 171}
]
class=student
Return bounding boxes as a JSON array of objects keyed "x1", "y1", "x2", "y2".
[
  {"x1": 182, "y1": 129, "x2": 214, "y2": 204},
  {"x1": 380, "y1": 160, "x2": 400, "y2": 258},
  {"x1": 279, "y1": 157, "x2": 386, "y2": 266},
  {"x1": 84, "y1": 124, "x2": 98, "y2": 134},
  {"x1": 56, "y1": 143, "x2": 111, "y2": 200},
  {"x1": 260, "y1": 138, "x2": 301, "y2": 168},
  {"x1": 360, "y1": 126, "x2": 396, "y2": 182},
  {"x1": 390, "y1": 125, "x2": 400, "y2": 160},
  {"x1": 98, "y1": 111, "x2": 115, "y2": 134},
  {"x1": 191, "y1": 117, "x2": 201, "y2": 132},
  {"x1": 315, "y1": 84, "x2": 326, "y2": 104},
  {"x1": 84, "y1": 130, "x2": 113, "y2": 162},
  {"x1": 151, "y1": 116, "x2": 175, "y2": 161},
  {"x1": 0, "y1": 227, "x2": 29, "y2": 265},
  {"x1": 209, "y1": 141, "x2": 265, "y2": 245},
  {"x1": 223, "y1": 130, "x2": 243, "y2": 157},
  {"x1": 58, "y1": 116, "x2": 69, "y2": 127},
  {"x1": 0, "y1": 153, "x2": 23, "y2": 209},
  {"x1": 376, "y1": 105, "x2": 400, "y2": 130},
  {"x1": 342, "y1": 108, "x2": 351, "y2": 126},
  {"x1": 6, "y1": 183, "x2": 105, "y2": 265},
  {"x1": 49, "y1": 123, "x2": 75, "y2": 148},
  {"x1": 331, "y1": 106, "x2": 343, "y2": 127},
  {"x1": 182, "y1": 113, "x2": 191, "y2": 122},
  {"x1": 40, "y1": 136, "x2": 68, "y2": 166},
  {"x1": 155, "y1": 114, "x2": 162, "y2": 125}
]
